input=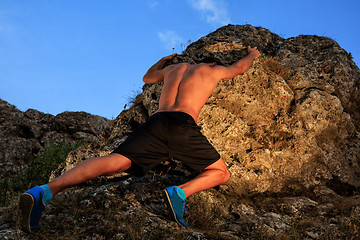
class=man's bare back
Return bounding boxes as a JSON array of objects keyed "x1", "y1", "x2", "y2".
[
  {"x1": 157, "y1": 63, "x2": 222, "y2": 121},
  {"x1": 143, "y1": 46, "x2": 261, "y2": 122}
]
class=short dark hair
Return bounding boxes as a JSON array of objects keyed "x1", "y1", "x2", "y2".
[{"x1": 201, "y1": 56, "x2": 223, "y2": 65}]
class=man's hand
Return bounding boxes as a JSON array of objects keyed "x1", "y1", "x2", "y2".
[
  {"x1": 247, "y1": 46, "x2": 261, "y2": 60},
  {"x1": 162, "y1": 53, "x2": 178, "y2": 61}
]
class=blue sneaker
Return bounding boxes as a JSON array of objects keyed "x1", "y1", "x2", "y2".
[
  {"x1": 19, "y1": 186, "x2": 46, "y2": 233},
  {"x1": 163, "y1": 186, "x2": 189, "y2": 228}
]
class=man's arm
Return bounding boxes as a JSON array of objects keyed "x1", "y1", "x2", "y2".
[
  {"x1": 143, "y1": 53, "x2": 178, "y2": 84},
  {"x1": 212, "y1": 46, "x2": 261, "y2": 79}
]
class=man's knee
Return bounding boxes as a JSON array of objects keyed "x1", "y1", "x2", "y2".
[
  {"x1": 205, "y1": 158, "x2": 230, "y2": 184},
  {"x1": 214, "y1": 163, "x2": 230, "y2": 184},
  {"x1": 217, "y1": 159, "x2": 230, "y2": 184},
  {"x1": 222, "y1": 167, "x2": 230, "y2": 184},
  {"x1": 104, "y1": 153, "x2": 132, "y2": 174}
]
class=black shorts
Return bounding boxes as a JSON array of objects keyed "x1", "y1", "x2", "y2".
[{"x1": 112, "y1": 111, "x2": 220, "y2": 176}]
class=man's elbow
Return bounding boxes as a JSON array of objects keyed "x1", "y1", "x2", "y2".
[
  {"x1": 234, "y1": 64, "x2": 248, "y2": 75},
  {"x1": 143, "y1": 74, "x2": 154, "y2": 84},
  {"x1": 142, "y1": 75, "x2": 150, "y2": 84},
  {"x1": 224, "y1": 68, "x2": 245, "y2": 79},
  {"x1": 237, "y1": 67, "x2": 247, "y2": 76},
  {"x1": 142, "y1": 71, "x2": 163, "y2": 84}
]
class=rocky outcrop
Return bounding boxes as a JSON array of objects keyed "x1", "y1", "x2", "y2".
[
  {"x1": 1, "y1": 24, "x2": 359, "y2": 239},
  {"x1": 64, "y1": 25, "x2": 360, "y2": 197},
  {"x1": 0, "y1": 99, "x2": 110, "y2": 179},
  {"x1": 180, "y1": 26, "x2": 360, "y2": 196}
]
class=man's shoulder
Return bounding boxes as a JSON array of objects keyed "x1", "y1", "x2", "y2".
[
  {"x1": 164, "y1": 63, "x2": 189, "y2": 73},
  {"x1": 191, "y1": 63, "x2": 221, "y2": 75}
]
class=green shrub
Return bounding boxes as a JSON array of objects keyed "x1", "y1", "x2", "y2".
[{"x1": 0, "y1": 140, "x2": 84, "y2": 206}]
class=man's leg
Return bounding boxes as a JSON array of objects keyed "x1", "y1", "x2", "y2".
[
  {"x1": 48, "y1": 153, "x2": 132, "y2": 196},
  {"x1": 163, "y1": 158, "x2": 230, "y2": 227},
  {"x1": 19, "y1": 153, "x2": 131, "y2": 233},
  {"x1": 179, "y1": 158, "x2": 230, "y2": 198}
]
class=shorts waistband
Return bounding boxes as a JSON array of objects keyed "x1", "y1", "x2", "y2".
[{"x1": 152, "y1": 111, "x2": 196, "y2": 124}]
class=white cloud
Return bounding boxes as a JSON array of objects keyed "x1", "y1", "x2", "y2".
[
  {"x1": 188, "y1": 0, "x2": 230, "y2": 26},
  {"x1": 148, "y1": 1, "x2": 159, "y2": 10},
  {"x1": 158, "y1": 30, "x2": 184, "y2": 50}
]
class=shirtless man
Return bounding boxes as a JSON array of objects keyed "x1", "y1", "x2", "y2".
[{"x1": 19, "y1": 46, "x2": 260, "y2": 232}]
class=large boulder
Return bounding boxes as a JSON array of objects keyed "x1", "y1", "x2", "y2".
[
  {"x1": 0, "y1": 100, "x2": 47, "y2": 178},
  {"x1": 96, "y1": 25, "x2": 360, "y2": 196}
]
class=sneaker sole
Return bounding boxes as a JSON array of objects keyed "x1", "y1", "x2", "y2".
[
  {"x1": 19, "y1": 193, "x2": 34, "y2": 233},
  {"x1": 162, "y1": 190, "x2": 182, "y2": 226}
]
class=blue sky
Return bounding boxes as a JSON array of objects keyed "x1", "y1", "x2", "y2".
[{"x1": 1, "y1": 0, "x2": 359, "y2": 119}]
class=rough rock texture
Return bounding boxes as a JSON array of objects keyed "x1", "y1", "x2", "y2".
[
  {"x1": 82, "y1": 24, "x2": 360, "y2": 197},
  {"x1": 1, "y1": 25, "x2": 360, "y2": 239},
  {"x1": 0, "y1": 99, "x2": 110, "y2": 179}
]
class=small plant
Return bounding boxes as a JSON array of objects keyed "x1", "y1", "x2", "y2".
[
  {"x1": 0, "y1": 140, "x2": 85, "y2": 206},
  {"x1": 187, "y1": 191, "x2": 227, "y2": 231},
  {"x1": 181, "y1": 39, "x2": 192, "y2": 53}
]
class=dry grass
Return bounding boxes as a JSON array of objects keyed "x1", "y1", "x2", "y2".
[
  {"x1": 187, "y1": 191, "x2": 228, "y2": 231},
  {"x1": 3, "y1": 187, "x2": 360, "y2": 239}
]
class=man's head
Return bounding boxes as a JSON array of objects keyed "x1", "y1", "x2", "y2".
[
  {"x1": 201, "y1": 56, "x2": 223, "y2": 66},
  {"x1": 163, "y1": 54, "x2": 181, "y2": 69}
]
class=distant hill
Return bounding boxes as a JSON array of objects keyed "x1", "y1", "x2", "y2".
[{"x1": 0, "y1": 99, "x2": 109, "y2": 179}]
